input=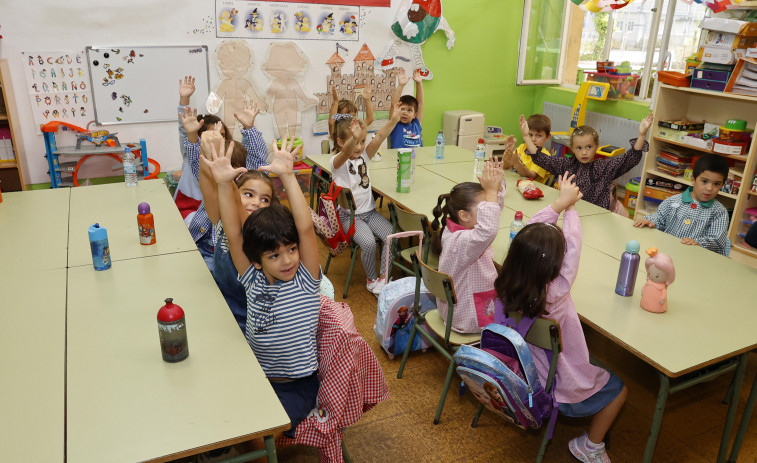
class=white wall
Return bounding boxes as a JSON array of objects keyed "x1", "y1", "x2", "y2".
[{"x1": 0, "y1": 0, "x2": 401, "y2": 185}]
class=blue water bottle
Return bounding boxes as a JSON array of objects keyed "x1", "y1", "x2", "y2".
[
  {"x1": 615, "y1": 240, "x2": 640, "y2": 296},
  {"x1": 88, "y1": 223, "x2": 111, "y2": 270}
]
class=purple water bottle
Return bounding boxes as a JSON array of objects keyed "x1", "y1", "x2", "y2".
[{"x1": 615, "y1": 240, "x2": 640, "y2": 296}]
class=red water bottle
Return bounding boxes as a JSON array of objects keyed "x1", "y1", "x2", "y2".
[{"x1": 157, "y1": 298, "x2": 189, "y2": 362}]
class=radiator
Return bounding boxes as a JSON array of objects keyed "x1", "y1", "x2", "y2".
[{"x1": 543, "y1": 102, "x2": 645, "y2": 186}]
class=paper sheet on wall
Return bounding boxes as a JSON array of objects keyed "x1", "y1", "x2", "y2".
[
  {"x1": 216, "y1": 1, "x2": 360, "y2": 42},
  {"x1": 20, "y1": 50, "x2": 95, "y2": 135}
]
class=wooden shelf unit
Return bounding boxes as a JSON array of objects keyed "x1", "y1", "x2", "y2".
[
  {"x1": 0, "y1": 59, "x2": 28, "y2": 191},
  {"x1": 638, "y1": 84, "x2": 757, "y2": 262}
]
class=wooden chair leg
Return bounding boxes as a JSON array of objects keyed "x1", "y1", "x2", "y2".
[{"x1": 434, "y1": 360, "x2": 457, "y2": 425}]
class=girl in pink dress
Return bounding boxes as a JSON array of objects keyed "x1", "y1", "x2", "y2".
[
  {"x1": 640, "y1": 247, "x2": 676, "y2": 314},
  {"x1": 494, "y1": 173, "x2": 627, "y2": 463}
]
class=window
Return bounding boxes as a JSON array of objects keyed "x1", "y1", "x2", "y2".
[{"x1": 518, "y1": 0, "x2": 572, "y2": 84}]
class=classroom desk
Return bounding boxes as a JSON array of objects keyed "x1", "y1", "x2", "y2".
[
  {"x1": 67, "y1": 179, "x2": 197, "y2": 268},
  {"x1": 66, "y1": 251, "x2": 290, "y2": 463},
  {"x1": 368, "y1": 167, "x2": 457, "y2": 218},
  {"x1": 306, "y1": 145, "x2": 475, "y2": 173},
  {"x1": 0, "y1": 188, "x2": 70, "y2": 271},
  {"x1": 0, "y1": 268, "x2": 66, "y2": 463},
  {"x1": 493, "y1": 228, "x2": 757, "y2": 462}
]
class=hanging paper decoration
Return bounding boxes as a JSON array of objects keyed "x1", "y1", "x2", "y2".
[
  {"x1": 692, "y1": 0, "x2": 738, "y2": 13},
  {"x1": 578, "y1": 0, "x2": 635, "y2": 12}
]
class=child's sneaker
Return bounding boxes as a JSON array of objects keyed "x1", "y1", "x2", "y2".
[
  {"x1": 366, "y1": 277, "x2": 386, "y2": 296},
  {"x1": 569, "y1": 433, "x2": 610, "y2": 463}
]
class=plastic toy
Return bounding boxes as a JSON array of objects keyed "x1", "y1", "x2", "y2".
[
  {"x1": 596, "y1": 145, "x2": 625, "y2": 158},
  {"x1": 552, "y1": 81, "x2": 610, "y2": 137},
  {"x1": 640, "y1": 247, "x2": 675, "y2": 314}
]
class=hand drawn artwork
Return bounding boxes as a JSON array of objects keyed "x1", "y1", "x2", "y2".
[
  {"x1": 312, "y1": 43, "x2": 400, "y2": 135},
  {"x1": 377, "y1": 0, "x2": 455, "y2": 80},
  {"x1": 214, "y1": 40, "x2": 267, "y2": 137},
  {"x1": 571, "y1": 0, "x2": 635, "y2": 12},
  {"x1": 262, "y1": 42, "x2": 318, "y2": 138},
  {"x1": 20, "y1": 50, "x2": 95, "y2": 135}
]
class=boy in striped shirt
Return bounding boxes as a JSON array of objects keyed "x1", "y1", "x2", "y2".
[
  {"x1": 205, "y1": 136, "x2": 321, "y2": 438},
  {"x1": 634, "y1": 154, "x2": 731, "y2": 256}
]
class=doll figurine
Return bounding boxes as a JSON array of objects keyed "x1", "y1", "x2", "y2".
[{"x1": 640, "y1": 247, "x2": 675, "y2": 313}]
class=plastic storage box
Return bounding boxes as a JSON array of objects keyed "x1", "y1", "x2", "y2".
[{"x1": 584, "y1": 72, "x2": 639, "y2": 100}]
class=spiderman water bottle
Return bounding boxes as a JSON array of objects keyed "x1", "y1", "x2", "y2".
[{"x1": 157, "y1": 298, "x2": 189, "y2": 362}]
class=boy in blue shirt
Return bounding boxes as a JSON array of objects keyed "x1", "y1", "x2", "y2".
[
  {"x1": 204, "y1": 136, "x2": 321, "y2": 438},
  {"x1": 389, "y1": 68, "x2": 424, "y2": 148},
  {"x1": 634, "y1": 154, "x2": 731, "y2": 256}
]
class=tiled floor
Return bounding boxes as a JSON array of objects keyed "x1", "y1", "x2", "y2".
[{"x1": 190, "y1": 202, "x2": 757, "y2": 463}]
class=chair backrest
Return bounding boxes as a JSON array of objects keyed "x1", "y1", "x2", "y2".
[
  {"x1": 412, "y1": 253, "x2": 457, "y2": 344},
  {"x1": 505, "y1": 310, "x2": 562, "y2": 392},
  {"x1": 388, "y1": 202, "x2": 433, "y2": 263},
  {"x1": 321, "y1": 139, "x2": 331, "y2": 154}
]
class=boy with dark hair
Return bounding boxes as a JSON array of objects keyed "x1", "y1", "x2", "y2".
[
  {"x1": 505, "y1": 113, "x2": 553, "y2": 184},
  {"x1": 204, "y1": 136, "x2": 321, "y2": 438},
  {"x1": 388, "y1": 68, "x2": 424, "y2": 149},
  {"x1": 634, "y1": 154, "x2": 731, "y2": 256}
]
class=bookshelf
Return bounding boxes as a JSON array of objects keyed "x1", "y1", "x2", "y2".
[
  {"x1": 0, "y1": 59, "x2": 28, "y2": 191},
  {"x1": 638, "y1": 84, "x2": 757, "y2": 262}
]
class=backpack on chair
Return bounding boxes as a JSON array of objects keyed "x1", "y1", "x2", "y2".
[
  {"x1": 310, "y1": 182, "x2": 355, "y2": 256},
  {"x1": 454, "y1": 312, "x2": 559, "y2": 437}
]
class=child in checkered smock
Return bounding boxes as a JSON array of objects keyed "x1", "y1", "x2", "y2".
[{"x1": 430, "y1": 158, "x2": 507, "y2": 334}]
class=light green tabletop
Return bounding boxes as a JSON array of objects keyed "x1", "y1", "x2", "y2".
[
  {"x1": 67, "y1": 179, "x2": 197, "y2": 267},
  {"x1": 306, "y1": 144, "x2": 475, "y2": 172},
  {"x1": 369, "y1": 167, "x2": 457, "y2": 218},
  {"x1": 66, "y1": 251, "x2": 289, "y2": 463},
  {"x1": 0, "y1": 188, "x2": 70, "y2": 271},
  {"x1": 0, "y1": 268, "x2": 66, "y2": 463},
  {"x1": 493, "y1": 229, "x2": 757, "y2": 377}
]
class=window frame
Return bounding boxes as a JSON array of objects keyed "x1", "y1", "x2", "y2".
[{"x1": 517, "y1": 0, "x2": 574, "y2": 85}]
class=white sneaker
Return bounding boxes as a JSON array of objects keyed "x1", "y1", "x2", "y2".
[
  {"x1": 366, "y1": 277, "x2": 386, "y2": 296},
  {"x1": 569, "y1": 433, "x2": 610, "y2": 463}
]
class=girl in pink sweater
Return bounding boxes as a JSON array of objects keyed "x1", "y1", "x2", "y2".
[
  {"x1": 431, "y1": 159, "x2": 506, "y2": 334},
  {"x1": 494, "y1": 173, "x2": 627, "y2": 463}
]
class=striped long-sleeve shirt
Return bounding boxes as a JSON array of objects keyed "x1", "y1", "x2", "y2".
[{"x1": 644, "y1": 187, "x2": 731, "y2": 256}]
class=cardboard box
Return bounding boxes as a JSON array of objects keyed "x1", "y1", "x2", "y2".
[
  {"x1": 725, "y1": 57, "x2": 757, "y2": 95},
  {"x1": 658, "y1": 120, "x2": 705, "y2": 131},
  {"x1": 701, "y1": 17, "x2": 757, "y2": 36},
  {"x1": 702, "y1": 30, "x2": 757, "y2": 50},
  {"x1": 656, "y1": 126, "x2": 700, "y2": 143},
  {"x1": 701, "y1": 46, "x2": 747, "y2": 65}
]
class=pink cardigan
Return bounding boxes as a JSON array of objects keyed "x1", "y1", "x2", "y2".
[
  {"x1": 525, "y1": 206, "x2": 609, "y2": 404},
  {"x1": 437, "y1": 187, "x2": 505, "y2": 334}
]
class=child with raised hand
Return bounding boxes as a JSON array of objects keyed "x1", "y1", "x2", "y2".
[
  {"x1": 494, "y1": 173, "x2": 627, "y2": 463},
  {"x1": 389, "y1": 68, "x2": 424, "y2": 148},
  {"x1": 330, "y1": 104, "x2": 402, "y2": 295},
  {"x1": 504, "y1": 113, "x2": 553, "y2": 184},
  {"x1": 328, "y1": 84, "x2": 374, "y2": 137},
  {"x1": 430, "y1": 158, "x2": 506, "y2": 334},
  {"x1": 198, "y1": 127, "x2": 277, "y2": 332},
  {"x1": 525, "y1": 113, "x2": 654, "y2": 212},
  {"x1": 634, "y1": 154, "x2": 731, "y2": 255},
  {"x1": 203, "y1": 136, "x2": 321, "y2": 438}
]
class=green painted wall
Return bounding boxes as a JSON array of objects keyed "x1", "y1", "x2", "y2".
[{"x1": 420, "y1": 0, "x2": 536, "y2": 144}]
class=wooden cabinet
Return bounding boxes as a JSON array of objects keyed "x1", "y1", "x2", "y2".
[
  {"x1": 0, "y1": 59, "x2": 27, "y2": 191},
  {"x1": 637, "y1": 83, "x2": 757, "y2": 263}
]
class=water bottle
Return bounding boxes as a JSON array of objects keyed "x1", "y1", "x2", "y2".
[
  {"x1": 157, "y1": 298, "x2": 189, "y2": 362},
  {"x1": 509, "y1": 211, "x2": 525, "y2": 243},
  {"x1": 410, "y1": 147, "x2": 416, "y2": 183},
  {"x1": 123, "y1": 146, "x2": 137, "y2": 187},
  {"x1": 615, "y1": 240, "x2": 641, "y2": 296},
  {"x1": 435, "y1": 131, "x2": 445, "y2": 160},
  {"x1": 137, "y1": 202, "x2": 156, "y2": 245},
  {"x1": 88, "y1": 223, "x2": 111, "y2": 270},
  {"x1": 473, "y1": 138, "x2": 486, "y2": 176}
]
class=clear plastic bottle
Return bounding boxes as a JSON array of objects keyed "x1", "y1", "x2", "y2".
[
  {"x1": 410, "y1": 147, "x2": 416, "y2": 183},
  {"x1": 435, "y1": 131, "x2": 445, "y2": 160},
  {"x1": 123, "y1": 146, "x2": 137, "y2": 187},
  {"x1": 509, "y1": 211, "x2": 525, "y2": 243},
  {"x1": 473, "y1": 138, "x2": 486, "y2": 176}
]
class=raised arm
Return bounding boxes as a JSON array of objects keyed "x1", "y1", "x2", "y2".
[
  {"x1": 332, "y1": 119, "x2": 362, "y2": 170},
  {"x1": 178, "y1": 76, "x2": 195, "y2": 158},
  {"x1": 413, "y1": 70, "x2": 424, "y2": 124},
  {"x1": 202, "y1": 142, "x2": 250, "y2": 276},
  {"x1": 180, "y1": 107, "x2": 206, "y2": 180},
  {"x1": 235, "y1": 99, "x2": 268, "y2": 170},
  {"x1": 390, "y1": 69, "x2": 410, "y2": 119},
  {"x1": 198, "y1": 129, "x2": 226, "y2": 225},
  {"x1": 366, "y1": 102, "x2": 402, "y2": 158},
  {"x1": 328, "y1": 85, "x2": 339, "y2": 136},
  {"x1": 259, "y1": 137, "x2": 320, "y2": 279},
  {"x1": 362, "y1": 86, "x2": 375, "y2": 127}
]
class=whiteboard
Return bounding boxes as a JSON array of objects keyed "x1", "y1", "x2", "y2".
[{"x1": 86, "y1": 45, "x2": 209, "y2": 125}]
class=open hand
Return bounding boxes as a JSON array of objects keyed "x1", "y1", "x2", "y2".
[
  {"x1": 519, "y1": 115, "x2": 530, "y2": 138},
  {"x1": 397, "y1": 68, "x2": 410, "y2": 86},
  {"x1": 259, "y1": 136, "x2": 296, "y2": 177},
  {"x1": 389, "y1": 102, "x2": 403, "y2": 122},
  {"x1": 200, "y1": 122, "x2": 225, "y2": 158},
  {"x1": 639, "y1": 112, "x2": 654, "y2": 137},
  {"x1": 479, "y1": 158, "x2": 505, "y2": 194},
  {"x1": 179, "y1": 76, "x2": 195, "y2": 99},
  {"x1": 412, "y1": 69, "x2": 423, "y2": 83},
  {"x1": 556, "y1": 172, "x2": 582, "y2": 209},
  {"x1": 233, "y1": 98, "x2": 261, "y2": 130},
  {"x1": 504, "y1": 135, "x2": 516, "y2": 154},
  {"x1": 681, "y1": 237, "x2": 700, "y2": 246},
  {"x1": 179, "y1": 106, "x2": 204, "y2": 134},
  {"x1": 199, "y1": 139, "x2": 246, "y2": 184},
  {"x1": 633, "y1": 218, "x2": 655, "y2": 228},
  {"x1": 349, "y1": 118, "x2": 363, "y2": 140},
  {"x1": 361, "y1": 85, "x2": 372, "y2": 100}
]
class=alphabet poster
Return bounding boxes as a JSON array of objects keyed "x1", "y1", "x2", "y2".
[
  {"x1": 216, "y1": 1, "x2": 361, "y2": 41},
  {"x1": 20, "y1": 50, "x2": 95, "y2": 135}
]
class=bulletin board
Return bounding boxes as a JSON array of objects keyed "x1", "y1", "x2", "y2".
[{"x1": 86, "y1": 45, "x2": 210, "y2": 125}]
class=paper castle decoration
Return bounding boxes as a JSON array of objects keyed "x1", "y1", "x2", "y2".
[{"x1": 314, "y1": 43, "x2": 400, "y2": 119}]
